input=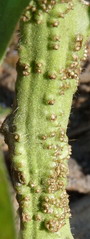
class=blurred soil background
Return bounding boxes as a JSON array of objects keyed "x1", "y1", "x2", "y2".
[{"x1": 0, "y1": 30, "x2": 90, "y2": 238}]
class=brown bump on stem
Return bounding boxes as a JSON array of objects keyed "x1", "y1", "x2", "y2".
[
  {"x1": 45, "y1": 218, "x2": 63, "y2": 232},
  {"x1": 66, "y1": 2, "x2": 74, "y2": 10},
  {"x1": 51, "y1": 0, "x2": 56, "y2": 5},
  {"x1": 35, "y1": 187, "x2": 41, "y2": 193},
  {"x1": 36, "y1": 20, "x2": 43, "y2": 24},
  {"x1": 13, "y1": 169, "x2": 26, "y2": 184},
  {"x1": 23, "y1": 71, "x2": 30, "y2": 76},
  {"x1": 52, "y1": 21, "x2": 59, "y2": 27},
  {"x1": 36, "y1": 62, "x2": 43, "y2": 68},
  {"x1": 34, "y1": 214, "x2": 42, "y2": 221},
  {"x1": 24, "y1": 196, "x2": 31, "y2": 201},
  {"x1": 30, "y1": 182, "x2": 36, "y2": 188},
  {"x1": 22, "y1": 213, "x2": 32, "y2": 222},
  {"x1": 42, "y1": 202, "x2": 54, "y2": 214},
  {"x1": 21, "y1": 14, "x2": 30, "y2": 22},
  {"x1": 31, "y1": 6, "x2": 37, "y2": 12},
  {"x1": 41, "y1": 135, "x2": 47, "y2": 140},
  {"x1": 50, "y1": 132, "x2": 56, "y2": 137},
  {"x1": 75, "y1": 34, "x2": 83, "y2": 51},
  {"x1": 14, "y1": 134, "x2": 20, "y2": 142},
  {"x1": 53, "y1": 44, "x2": 60, "y2": 50},
  {"x1": 35, "y1": 62, "x2": 43, "y2": 73},
  {"x1": 48, "y1": 73, "x2": 57, "y2": 79},
  {"x1": 53, "y1": 35, "x2": 60, "y2": 41},
  {"x1": 41, "y1": 4, "x2": 47, "y2": 11},
  {"x1": 47, "y1": 144, "x2": 53, "y2": 149},
  {"x1": 44, "y1": 196, "x2": 49, "y2": 202},
  {"x1": 21, "y1": 16, "x2": 27, "y2": 22},
  {"x1": 72, "y1": 53, "x2": 78, "y2": 61},
  {"x1": 41, "y1": 0, "x2": 47, "y2": 3},
  {"x1": 76, "y1": 34, "x2": 83, "y2": 42},
  {"x1": 58, "y1": 12, "x2": 64, "y2": 18},
  {"x1": 47, "y1": 4, "x2": 52, "y2": 10},
  {"x1": 47, "y1": 99, "x2": 55, "y2": 105},
  {"x1": 82, "y1": 47, "x2": 88, "y2": 61},
  {"x1": 62, "y1": 75, "x2": 67, "y2": 80},
  {"x1": 59, "y1": 90, "x2": 64, "y2": 95},
  {"x1": 36, "y1": 69, "x2": 42, "y2": 73},
  {"x1": 50, "y1": 114, "x2": 57, "y2": 121}
]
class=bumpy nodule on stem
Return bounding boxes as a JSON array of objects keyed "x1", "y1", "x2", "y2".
[{"x1": 1, "y1": 0, "x2": 90, "y2": 239}]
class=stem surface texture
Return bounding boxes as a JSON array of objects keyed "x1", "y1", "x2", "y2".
[{"x1": 1, "y1": 0, "x2": 90, "y2": 239}]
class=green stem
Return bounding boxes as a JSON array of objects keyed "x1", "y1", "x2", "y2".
[{"x1": 1, "y1": 1, "x2": 90, "y2": 239}]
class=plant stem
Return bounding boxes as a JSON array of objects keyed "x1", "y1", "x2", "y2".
[{"x1": 1, "y1": 1, "x2": 90, "y2": 239}]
